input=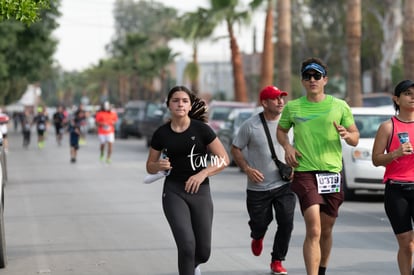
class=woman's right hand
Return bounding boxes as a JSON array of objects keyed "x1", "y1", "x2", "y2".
[{"x1": 158, "y1": 157, "x2": 172, "y2": 172}]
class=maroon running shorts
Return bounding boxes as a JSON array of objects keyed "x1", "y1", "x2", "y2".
[{"x1": 291, "y1": 171, "x2": 344, "y2": 217}]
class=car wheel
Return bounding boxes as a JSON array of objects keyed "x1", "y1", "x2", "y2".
[{"x1": 119, "y1": 130, "x2": 128, "y2": 139}]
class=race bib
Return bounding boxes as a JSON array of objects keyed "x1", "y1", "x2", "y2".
[
  {"x1": 38, "y1": 123, "x2": 45, "y2": 130},
  {"x1": 316, "y1": 173, "x2": 341, "y2": 194}
]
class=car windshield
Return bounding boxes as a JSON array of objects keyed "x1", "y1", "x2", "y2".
[
  {"x1": 146, "y1": 103, "x2": 162, "y2": 119},
  {"x1": 210, "y1": 107, "x2": 233, "y2": 121},
  {"x1": 354, "y1": 114, "x2": 393, "y2": 138},
  {"x1": 124, "y1": 108, "x2": 142, "y2": 119},
  {"x1": 234, "y1": 111, "x2": 253, "y2": 127}
]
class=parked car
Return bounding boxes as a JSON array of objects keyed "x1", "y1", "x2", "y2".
[
  {"x1": 216, "y1": 107, "x2": 261, "y2": 166},
  {"x1": 119, "y1": 101, "x2": 165, "y2": 143},
  {"x1": 207, "y1": 100, "x2": 256, "y2": 132},
  {"x1": 341, "y1": 106, "x2": 395, "y2": 200},
  {"x1": 114, "y1": 108, "x2": 124, "y2": 138},
  {"x1": 141, "y1": 105, "x2": 168, "y2": 147},
  {"x1": 83, "y1": 105, "x2": 100, "y2": 133},
  {"x1": 0, "y1": 131, "x2": 7, "y2": 268}
]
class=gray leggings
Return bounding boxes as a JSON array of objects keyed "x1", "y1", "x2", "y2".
[{"x1": 162, "y1": 180, "x2": 213, "y2": 275}]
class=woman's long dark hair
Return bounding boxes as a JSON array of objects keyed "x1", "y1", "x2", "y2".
[{"x1": 166, "y1": 86, "x2": 208, "y2": 122}]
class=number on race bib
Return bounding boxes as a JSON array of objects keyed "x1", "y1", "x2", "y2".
[{"x1": 316, "y1": 173, "x2": 341, "y2": 194}]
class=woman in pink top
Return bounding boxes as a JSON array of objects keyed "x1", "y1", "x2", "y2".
[{"x1": 372, "y1": 80, "x2": 414, "y2": 275}]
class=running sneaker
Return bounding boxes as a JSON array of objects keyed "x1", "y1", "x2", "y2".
[
  {"x1": 106, "y1": 158, "x2": 112, "y2": 164},
  {"x1": 270, "y1": 260, "x2": 287, "y2": 275},
  {"x1": 251, "y1": 238, "x2": 263, "y2": 256},
  {"x1": 194, "y1": 265, "x2": 201, "y2": 275},
  {"x1": 100, "y1": 155, "x2": 105, "y2": 162}
]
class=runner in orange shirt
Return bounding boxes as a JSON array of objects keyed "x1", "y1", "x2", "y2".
[{"x1": 95, "y1": 101, "x2": 118, "y2": 163}]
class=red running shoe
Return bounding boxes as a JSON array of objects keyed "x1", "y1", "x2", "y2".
[
  {"x1": 270, "y1": 260, "x2": 287, "y2": 275},
  {"x1": 251, "y1": 238, "x2": 263, "y2": 256}
]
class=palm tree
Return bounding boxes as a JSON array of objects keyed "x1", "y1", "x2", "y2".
[
  {"x1": 209, "y1": 0, "x2": 250, "y2": 102},
  {"x1": 403, "y1": 0, "x2": 414, "y2": 80},
  {"x1": 110, "y1": 33, "x2": 175, "y2": 100},
  {"x1": 179, "y1": 8, "x2": 216, "y2": 93},
  {"x1": 148, "y1": 47, "x2": 179, "y2": 99},
  {"x1": 250, "y1": 0, "x2": 275, "y2": 90},
  {"x1": 346, "y1": 0, "x2": 362, "y2": 107},
  {"x1": 276, "y1": 0, "x2": 291, "y2": 98}
]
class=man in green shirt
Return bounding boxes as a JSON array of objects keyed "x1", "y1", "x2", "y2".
[{"x1": 277, "y1": 57, "x2": 360, "y2": 275}]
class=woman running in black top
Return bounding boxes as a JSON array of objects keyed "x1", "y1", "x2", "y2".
[{"x1": 146, "y1": 86, "x2": 229, "y2": 275}]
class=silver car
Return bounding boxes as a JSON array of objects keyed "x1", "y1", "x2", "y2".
[{"x1": 217, "y1": 107, "x2": 262, "y2": 166}]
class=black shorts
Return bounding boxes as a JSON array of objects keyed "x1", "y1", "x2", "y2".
[
  {"x1": 55, "y1": 124, "x2": 63, "y2": 134},
  {"x1": 291, "y1": 171, "x2": 344, "y2": 217},
  {"x1": 70, "y1": 133, "x2": 79, "y2": 150},
  {"x1": 384, "y1": 182, "x2": 414, "y2": 235}
]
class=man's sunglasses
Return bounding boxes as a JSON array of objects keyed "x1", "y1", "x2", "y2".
[{"x1": 302, "y1": 72, "x2": 323, "y2": 81}]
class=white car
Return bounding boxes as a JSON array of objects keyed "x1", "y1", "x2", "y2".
[{"x1": 342, "y1": 106, "x2": 395, "y2": 200}]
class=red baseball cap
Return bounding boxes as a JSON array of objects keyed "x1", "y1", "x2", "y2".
[{"x1": 259, "y1": 86, "x2": 288, "y2": 100}]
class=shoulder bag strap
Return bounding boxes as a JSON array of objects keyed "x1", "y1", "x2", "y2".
[{"x1": 259, "y1": 112, "x2": 280, "y2": 166}]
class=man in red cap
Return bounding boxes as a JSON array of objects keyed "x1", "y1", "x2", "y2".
[{"x1": 231, "y1": 85, "x2": 296, "y2": 275}]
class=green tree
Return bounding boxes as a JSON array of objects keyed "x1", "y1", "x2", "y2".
[
  {"x1": 291, "y1": 0, "x2": 346, "y2": 75},
  {"x1": 289, "y1": 0, "x2": 403, "y2": 98},
  {"x1": 179, "y1": 8, "x2": 216, "y2": 93},
  {"x1": 105, "y1": 0, "x2": 180, "y2": 101},
  {"x1": 0, "y1": 0, "x2": 49, "y2": 23},
  {"x1": 0, "y1": 0, "x2": 60, "y2": 105},
  {"x1": 112, "y1": 0, "x2": 179, "y2": 46},
  {"x1": 109, "y1": 33, "x2": 153, "y2": 100},
  {"x1": 148, "y1": 47, "x2": 178, "y2": 99}
]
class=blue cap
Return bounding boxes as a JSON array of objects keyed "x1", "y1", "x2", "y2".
[{"x1": 301, "y1": 63, "x2": 326, "y2": 76}]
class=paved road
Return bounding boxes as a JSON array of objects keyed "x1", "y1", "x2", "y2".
[{"x1": 2, "y1": 129, "x2": 399, "y2": 275}]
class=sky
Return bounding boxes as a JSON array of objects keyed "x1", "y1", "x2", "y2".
[{"x1": 53, "y1": 0, "x2": 265, "y2": 71}]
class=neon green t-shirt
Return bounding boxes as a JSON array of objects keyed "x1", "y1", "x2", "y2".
[{"x1": 279, "y1": 95, "x2": 354, "y2": 173}]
